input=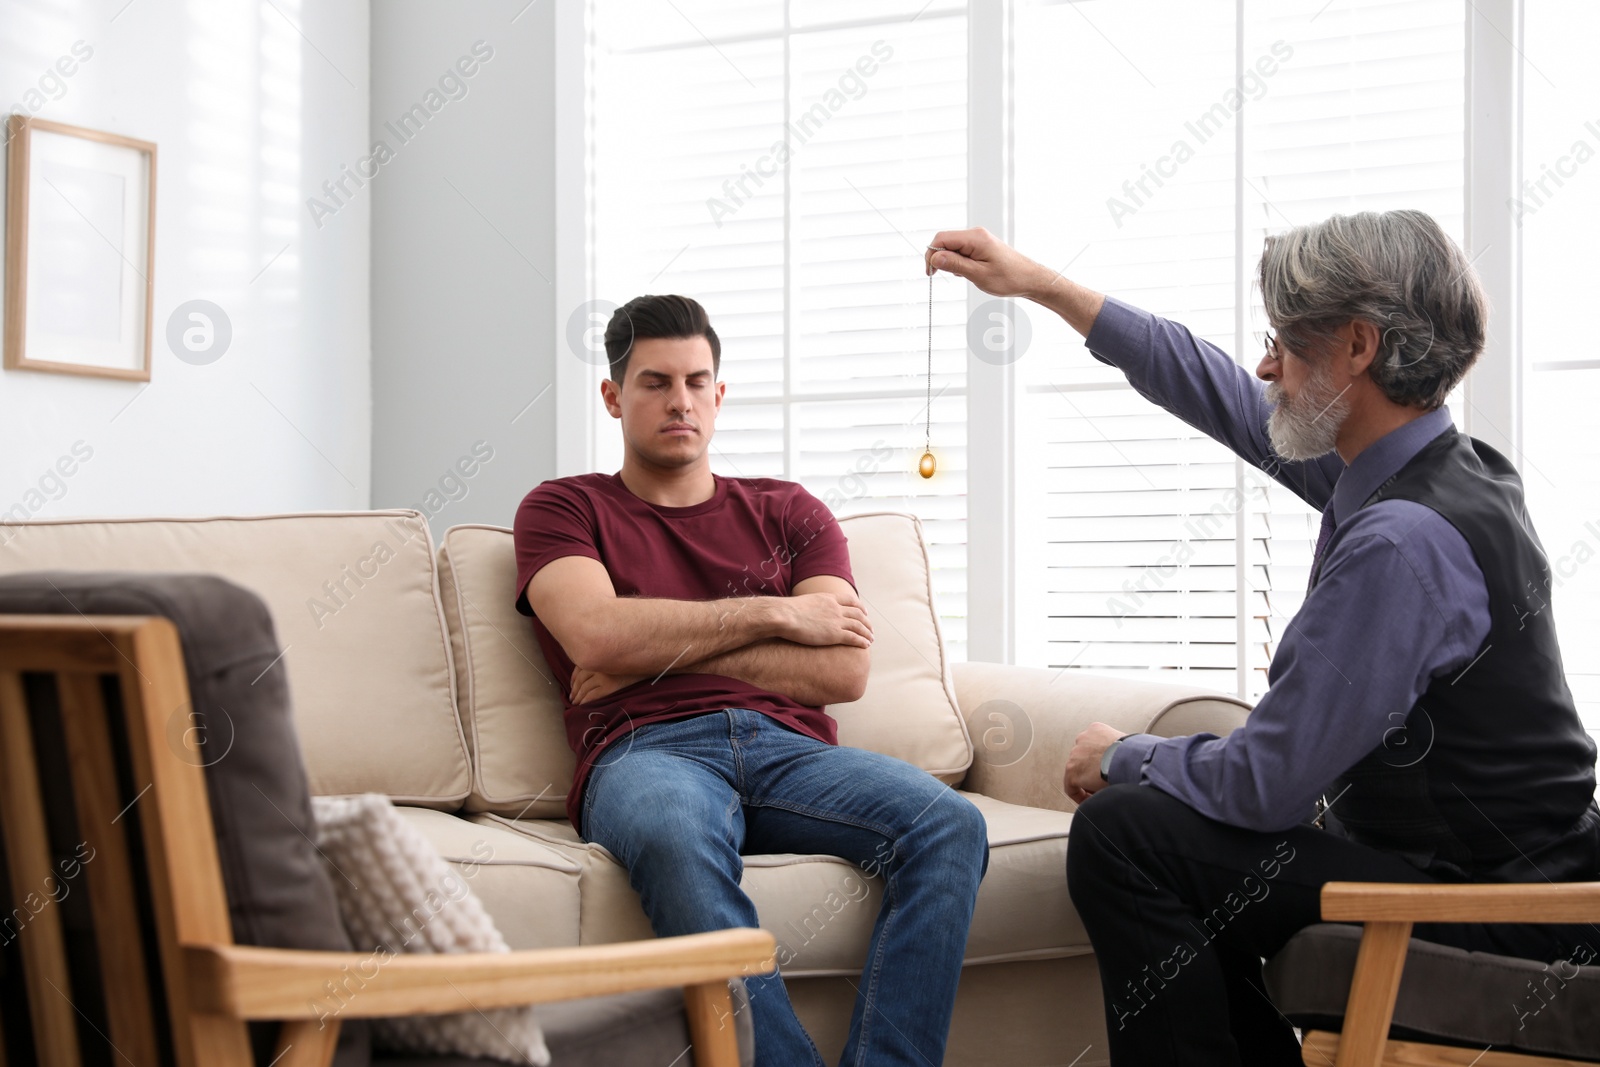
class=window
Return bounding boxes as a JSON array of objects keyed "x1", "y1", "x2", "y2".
[
  {"x1": 569, "y1": 0, "x2": 1599, "y2": 740},
  {"x1": 1014, "y1": 0, "x2": 1463, "y2": 696},
  {"x1": 585, "y1": 0, "x2": 972, "y2": 658},
  {"x1": 1521, "y1": 0, "x2": 1600, "y2": 746}
]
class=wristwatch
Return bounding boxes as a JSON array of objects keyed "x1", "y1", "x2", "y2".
[{"x1": 1099, "y1": 735, "x2": 1131, "y2": 782}]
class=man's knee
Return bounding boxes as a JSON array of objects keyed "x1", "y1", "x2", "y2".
[
  {"x1": 876, "y1": 788, "x2": 987, "y2": 883},
  {"x1": 949, "y1": 789, "x2": 989, "y2": 846},
  {"x1": 1077, "y1": 783, "x2": 1181, "y2": 835},
  {"x1": 958, "y1": 792, "x2": 989, "y2": 849},
  {"x1": 1067, "y1": 784, "x2": 1171, "y2": 882},
  {"x1": 922, "y1": 790, "x2": 989, "y2": 876}
]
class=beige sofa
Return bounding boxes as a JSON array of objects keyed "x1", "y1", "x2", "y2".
[{"x1": 0, "y1": 509, "x2": 1249, "y2": 1066}]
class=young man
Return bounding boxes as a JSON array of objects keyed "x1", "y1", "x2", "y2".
[
  {"x1": 513, "y1": 294, "x2": 988, "y2": 1067},
  {"x1": 928, "y1": 212, "x2": 1599, "y2": 1066}
]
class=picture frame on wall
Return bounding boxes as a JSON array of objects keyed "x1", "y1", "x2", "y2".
[{"x1": 3, "y1": 115, "x2": 156, "y2": 381}]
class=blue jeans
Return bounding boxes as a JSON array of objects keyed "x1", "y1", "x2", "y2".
[{"x1": 581, "y1": 708, "x2": 989, "y2": 1067}]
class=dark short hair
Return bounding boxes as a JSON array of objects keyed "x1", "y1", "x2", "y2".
[{"x1": 604, "y1": 294, "x2": 721, "y2": 383}]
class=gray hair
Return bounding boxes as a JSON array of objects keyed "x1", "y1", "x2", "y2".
[{"x1": 1258, "y1": 209, "x2": 1486, "y2": 410}]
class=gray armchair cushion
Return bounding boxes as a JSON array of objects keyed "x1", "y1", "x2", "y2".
[
  {"x1": 0, "y1": 571, "x2": 370, "y2": 1067},
  {"x1": 1265, "y1": 923, "x2": 1600, "y2": 1062}
]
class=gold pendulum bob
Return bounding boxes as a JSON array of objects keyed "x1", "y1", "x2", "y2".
[{"x1": 918, "y1": 451, "x2": 937, "y2": 479}]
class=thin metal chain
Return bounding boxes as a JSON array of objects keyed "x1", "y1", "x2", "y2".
[{"x1": 925, "y1": 272, "x2": 933, "y2": 451}]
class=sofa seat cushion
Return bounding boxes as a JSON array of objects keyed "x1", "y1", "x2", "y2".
[
  {"x1": 1265, "y1": 923, "x2": 1600, "y2": 1062},
  {"x1": 373, "y1": 983, "x2": 754, "y2": 1067},
  {"x1": 393, "y1": 808, "x2": 582, "y2": 951},
  {"x1": 436, "y1": 513, "x2": 972, "y2": 821},
  {"x1": 960, "y1": 793, "x2": 1086, "y2": 964},
  {"x1": 471, "y1": 791, "x2": 1086, "y2": 978},
  {"x1": 0, "y1": 512, "x2": 469, "y2": 806}
]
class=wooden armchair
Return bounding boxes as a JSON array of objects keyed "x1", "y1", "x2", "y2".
[
  {"x1": 1287, "y1": 880, "x2": 1600, "y2": 1067},
  {"x1": 0, "y1": 613, "x2": 775, "y2": 1067}
]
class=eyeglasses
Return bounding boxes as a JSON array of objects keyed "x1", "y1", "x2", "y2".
[{"x1": 1263, "y1": 330, "x2": 1281, "y2": 362}]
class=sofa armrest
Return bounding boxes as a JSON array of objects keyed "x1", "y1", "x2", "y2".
[{"x1": 953, "y1": 661, "x2": 1250, "y2": 813}]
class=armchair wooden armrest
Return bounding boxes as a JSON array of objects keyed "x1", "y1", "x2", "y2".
[
  {"x1": 186, "y1": 928, "x2": 776, "y2": 1018},
  {"x1": 1304, "y1": 881, "x2": 1600, "y2": 1067},
  {"x1": 186, "y1": 929, "x2": 776, "y2": 1067},
  {"x1": 1320, "y1": 881, "x2": 1600, "y2": 924}
]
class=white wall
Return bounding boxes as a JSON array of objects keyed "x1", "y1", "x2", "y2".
[
  {"x1": 0, "y1": 0, "x2": 371, "y2": 520},
  {"x1": 369, "y1": 0, "x2": 557, "y2": 538}
]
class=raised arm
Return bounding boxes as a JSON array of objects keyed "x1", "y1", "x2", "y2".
[
  {"x1": 525, "y1": 556, "x2": 871, "y2": 677},
  {"x1": 927, "y1": 226, "x2": 1344, "y2": 510}
]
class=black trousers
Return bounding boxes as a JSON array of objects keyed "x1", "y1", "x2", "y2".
[{"x1": 1065, "y1": 784, "x2": 1595, "y2": 1066}]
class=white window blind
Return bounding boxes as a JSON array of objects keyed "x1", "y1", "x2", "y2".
[
  {"x1": 579, "y1": 0, "x2": 1597, "y2": 728},
  {"x1": 589, "y1": 1, "x2": 972, "y2": 658},
  {"x1": 1013, "y1": 0, "x2": 1464, "y2": 697},
  {"x1": 1521, "y1": 0, "x2": 1600, "y2": 746},
  {"x1": 1013, "y1": 0, "x2": 1241, "y2": 690},
  {"x1": 1243, "y1": 0, "x2": 1464, "y2": 693}
]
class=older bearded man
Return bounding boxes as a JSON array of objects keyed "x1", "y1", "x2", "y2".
[{"x1": 928, "y1": 210, "x2": 1599, "y2": 1067}]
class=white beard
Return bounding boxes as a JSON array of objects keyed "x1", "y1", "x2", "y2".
[{"x1": 1265, "y1": 362, "x2": 1351, "y2": 462}]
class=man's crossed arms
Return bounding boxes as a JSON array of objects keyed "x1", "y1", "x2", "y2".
[{"x1": 525, "y1": 558, "x2": 874, "y2": 707}]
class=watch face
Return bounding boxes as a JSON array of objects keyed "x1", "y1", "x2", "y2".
[{"x1": 1100, "y1": 740, "x2": 1119, "y2": 780}]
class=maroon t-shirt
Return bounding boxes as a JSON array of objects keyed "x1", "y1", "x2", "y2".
[{"x1": 512, "y1": 472, "x2": 855, "y2": 827}]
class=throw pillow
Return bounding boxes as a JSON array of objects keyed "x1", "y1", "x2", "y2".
[{"x1": 310, "y1": 794, "x2": 550, "y2": 1065}]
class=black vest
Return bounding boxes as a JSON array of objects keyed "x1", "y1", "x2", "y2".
[{"x1": 1321, "y1": 428, "x2": 1600, "y2": 882}]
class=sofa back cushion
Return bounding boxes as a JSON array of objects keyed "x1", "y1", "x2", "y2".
[
  {"x1": 830, "y1": 512, "x2": 972, "y2": 781},
  {"x1": 437, "y1": 524, "x2": 570, "y2": 818},
  {"x1": 438, "y1": 511, "x2": 971, "y2": 819},
  {"x1": 0, "y1": 512, "x2": 469, "y2": 807}
]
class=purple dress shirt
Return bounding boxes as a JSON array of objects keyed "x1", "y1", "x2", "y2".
[{"x1": 1085, "y1": 297, "x2": 1492, "y2": 832}]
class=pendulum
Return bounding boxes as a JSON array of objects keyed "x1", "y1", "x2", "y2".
[
  {"x1": 918, "y1": 272, "x2": 936, "y2": 479},
  {"x1": 918, "y1": 274, "x2": 936, "y2": 479}
]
